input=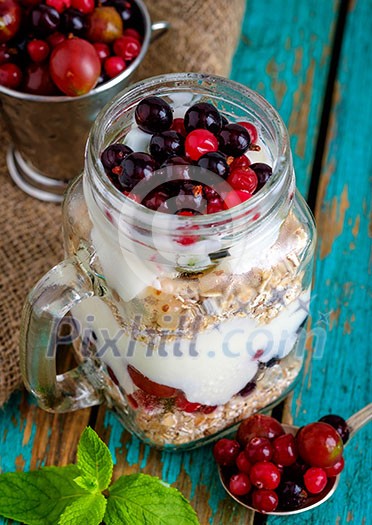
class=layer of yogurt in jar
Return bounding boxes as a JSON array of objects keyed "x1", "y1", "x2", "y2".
[{"x1": 72, "y1": 92, "x2": 309, "y2": 411}]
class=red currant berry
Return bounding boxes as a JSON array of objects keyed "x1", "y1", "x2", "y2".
[
  {"x1": 223, "y1": 189, "x2": 252, "y2": 209},
  {"x1": 272, "y1": 433, "x2": 298, "y2": 466},
  {"x1": 104, "y1": 56, "x2": 126, "y2": 78},
  {"x1": 227, "y1": 167, "x2": 258, "y2": 193},
  {"x1": 0, "y1": 63, "x2": 22, "y2": 89},
  {"x1": 297, "y1": 422, "x2": 343, "y2": 468},
  {"x1": 303, "y1": 467, "x2": 328, "y2": 494},
  {"x1": 171, "y1": 117, "x2": 186, "y2": 136},
  {"x1": 237, "y1": 121, "x2": 258, "y2": 144},
  {"x1": 113, "y1": 35, "x2": 141, "y2": 61},
  {"x1": 93, "y1": 42, "x2": 110, "y2": 63},
  {"x1": 27, "y1": 39, "x2": 50, "y2": 63},
  {"x1": 185, "y1": 129, "x2": 218, "y2": 161},
  {"x1": 249, "y1": 461, "x2": 281, "y2": 490},
  {"x1": 71, "y1": 0, "x2": 94, "y2": 14},
  {"x1": 252, "y1": 489, "x2": 279, "y2": 513},
  {"x1": 47, "y1": 32, "x2": 65, "y2": 47},
  {"x1": 230, "y1": 154, "x2": 251, "y2": 171},
  {"x1": 229, "y1": 472, "x2": 251, "y2": 496},
  {"x1": 213, "y1": 438, "x2": 241, "y2": 467},
  {"x1": 236, "y1": 451, "x2": 252, "y2": 474},
  {"x1": 123, "y1": 28, "x2": 142, "y2": 42},
  {"x1": 175, "y1": 394, "x2": 201, "y2": 413},
  {"x1": 207, "y1": 196, "x2": 225, "y2": 214},
  {"x1": 46, "y1": 0, "x2": 70, "y2": 13},
  {"x1": 245, "y1": 437, "x2": 274, "y2": 464},
  {"x1": 324, "y1": 456, "x2": 345, "y2": 477}
]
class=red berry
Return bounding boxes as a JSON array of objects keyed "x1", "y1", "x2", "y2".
[
  {"x1": 245, "y1": 437, "x2": 273, "y2": 464},
  {"x1": 236, "y1": 451, "x2": 252, "y2": 474},
  {"x1": 175, "y1": 394, "x2": 201, "y2": 413},
  {"x1": 272, "y1": 433, "x2": 298, "y2": 466},
  {"x1": 230, "y1": 154, "x2": 251, "y2": 171},
  {"x1": 207, "y1": 196, "x2": 225, "y2": 214},
  {"x1": 237, "y1": 121, "x2": 258, "y2": 144},
  {"x1": 27, "y1": 39, "x2": 50, "y2": 63},
  {"x1": 303, "y1": 467, "x2": 328, "y2": 494},
  {"x1": 46, "y1": 0, "x2": 70, "y2": 13},
  {"x1": 185, "y1": 129, "x2": 218, "y2": 161},
  {"x1": 104, "y1": 55, "x2": 126, "y2": 78},
  {"x1": 0, "y1": 62, "x2": 22, "y2": 88},
  {"x1": 200, "y1": 404, "x2": 217, "y2": 414},
  {"x1": 0, "y1": 0, "x2": 22, "y2": 43},
  {"x1": 93, "y1": 42, "x2": 110, "y2": 63},
  {"x1": 0, "y1": 43, "x2": 11, "y2": 64},
  {"x1": 47, "y1": 32, "x2": 65, "y2": 47},
  {"x1": 213, "y1": 438, "x2": 241, "y2": 467},
  {"x1": 249, "y1": 461, "x2": 281, "y2": 490},
  {"x1": 127, "y1": 365, "x2": 178, "y2": 398},
  {"x1": 324, "y1": 456, "x2": 345, "y2": 477},
  {"x1": 223, "y1": 189, "x2": 252, "y2": 209},
  {"x1": 123, "y1": 28, "x2": 142, "y2": 42},
  {"x1": 297, "y1": 422, "x2": 343, "y2": 468},
  {"x1": 227, "y1": 167, "x2": 258, "y2": 193},
  {"x1": 252, "y1": 489, "x2": 279, "y2": 513},
  {"x1": 113, "y1": 35, "x2": 141, "y2": 61},
  {"x1": 71, "y1": 0, "x2": 94, "y2": 14},
  {"x1": 126, "y1": 393, "x2": 138, "y2": 409},
  {"x1": 229, "y1": 472, "x2": 251, "y2": 496},
  {"x1": 237, "y1": 414, "x2": 285, "y2": 447},
  {"x1": 107, "y1": 365, "x2": 119, "y2": 385},
  {"x1": 171, "y1": 117, "x2": 186, "y2": 136}
]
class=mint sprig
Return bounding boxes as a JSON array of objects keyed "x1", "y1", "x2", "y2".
[{"x1": 0, "y1": 427, "x2": 200, "y2": 525}]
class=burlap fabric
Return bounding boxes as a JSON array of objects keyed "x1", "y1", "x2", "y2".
[{"x1": 0, "y1": 0, "x2": 245, "y2": 407}]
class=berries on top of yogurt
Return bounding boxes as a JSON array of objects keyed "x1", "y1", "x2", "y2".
[{"x1": 101, "y1": 95, "x2": 273, "y2": 214}]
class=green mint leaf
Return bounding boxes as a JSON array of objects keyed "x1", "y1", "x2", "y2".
[
  {"x1": 104, "y1": 473, "x2": 200, "y2": 525},
  {"x1": 76, "y1": 426, "x2": 113, "y2": 492},
  {"x1": 73, "y1": 475, "x2": 98, "y2": 492},
  {"x1": 58, "y1": 493, "x2": 106, "y2": 525},
  {"x1": 0, "y1": 465, "x2": 90, "y2": 525}
]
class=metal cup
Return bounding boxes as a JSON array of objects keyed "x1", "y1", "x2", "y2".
[{"x1": 0, "y1": 0, "x2": 169, "y2": 202}]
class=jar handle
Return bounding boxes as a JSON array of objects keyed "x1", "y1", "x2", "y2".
[
  {"x1": 19, "y1": 255, "x2": 104, "y2": 412},
  {"x1": 150, "y1": 21, "x2": 170, "y2": 43}
]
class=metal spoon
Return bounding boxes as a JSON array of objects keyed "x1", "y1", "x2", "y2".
[{"x1": 218, "y1": 403, "x2": 372, "y2": 516}]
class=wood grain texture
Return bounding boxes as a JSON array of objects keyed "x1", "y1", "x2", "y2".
[
  {"x1": 269, "y1": 0, "x2": 372, "y2": 523},
  {"x1": 231, "y1": 0, "x2": 340, "y2": 197}
]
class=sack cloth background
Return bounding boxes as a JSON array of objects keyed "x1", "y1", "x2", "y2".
[{"x1": 0, "y1": 0, "x2": 245, "y2": 407}]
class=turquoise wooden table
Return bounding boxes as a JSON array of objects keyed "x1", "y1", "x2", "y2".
[{"x1": 0, "y1": 0, "x2": 371, "y2": 524}]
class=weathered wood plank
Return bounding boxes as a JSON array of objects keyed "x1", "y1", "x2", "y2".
[
  {"x1": 231, "y1": 0, "x2": 340, "y2": 197},
  {"x1": 269, "y1": 0, "x2": 372, "y2": 523}
]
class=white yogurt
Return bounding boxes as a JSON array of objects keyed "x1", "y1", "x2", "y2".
[{"x1": 71, "y1": 289, "x2": 309, "y2": 406}]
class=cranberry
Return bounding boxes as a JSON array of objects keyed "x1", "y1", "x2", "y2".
[
  {"x1": 71, "y1": 0, "x2": 94, "y2": 14},
  {"x1": 213, "y1": 438, "x2": 241, "y2": 467},
  {"x1": 272, "y1": 433, "x2": 298, "y2": 466},
  {"x1": 46, "y1": 0, "x2": 71, "y2": 13},
  {"x1": 230, "y1": 154, "x2": 251, "y2": 171},
  {"x1": 185, "y1": 129, "x2": 219, "y2": 161},
  {"x1": 324, "y1": 456, "x2": 344, "y2": 477},
  {"x1": 297, "y1": 422, "x2": 343, "y2": 468},
  {"x1": 223, "y1": 189, "x2": 252, "y2": 209},
  {"x1": 123, "y1": 27, "x2": 142, "y2": 41},
  {"x1": 236, "y1": 451, "x2": 252, "y2": 474},
  {"x1": 127, "y1": 365, "x2": 177, "y2": 398},
  {"x1": 227, "y1": 167, "x2": 258, "y2": 193},
  {"x1": 113, "y1": 35, "x2": 141, "y2": 61},
  {"x1": 104, "y1": 55, "x2": 126, "y2": 78},
  {"x1": 237, "y1": 121, "x2": 258, "y2": 144},
  {"x1": 303, "y1": 467, "x2": 328, "y2": 494},
  {"x1": 0, "y1": 62, "x2": 22, "y2": 88},
  {"x1": 175, "y1": 394, "x2": 201, "y2": 413},
  {"x1": 135, "y1": 95, "x2": 173, "y2": 134},
  {"x1": 249, "y1": 461, "x2": 281, "y2": 490},
  {"x1": 93, "y1": 42, "x2": 110, "y2": 63},
  {"x1": 245, "y1": 437, "x2": 274, "y2": 464},
  {"x1": 47, "y1": 31, "x2": 65, "y2": 47},
  {"x1": 237, "y1": 414, "x2": 285, "y2": 447},
  {"x1": 171, "y1": 117, "x2": 186, "y2": 136},
  {"x1": 200, "y1": 404, "x2": 217, "y2": 414},
  {"x1": 27, "y1": 39, "x2": 50, "y2": 63},
  {"x1": 252, "y1": 489, "x2": 278, "y2": 512},
  {"x1": 207, "y1": 196, "x2": 224, "y2": 214},
  {"x1": 229, "y1": 472, "x2": 251, "y2": 496}
]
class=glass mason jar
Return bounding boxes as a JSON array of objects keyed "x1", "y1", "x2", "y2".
[{"x1": 20, "y1": 73, "x2": 316, "y2": 450}]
